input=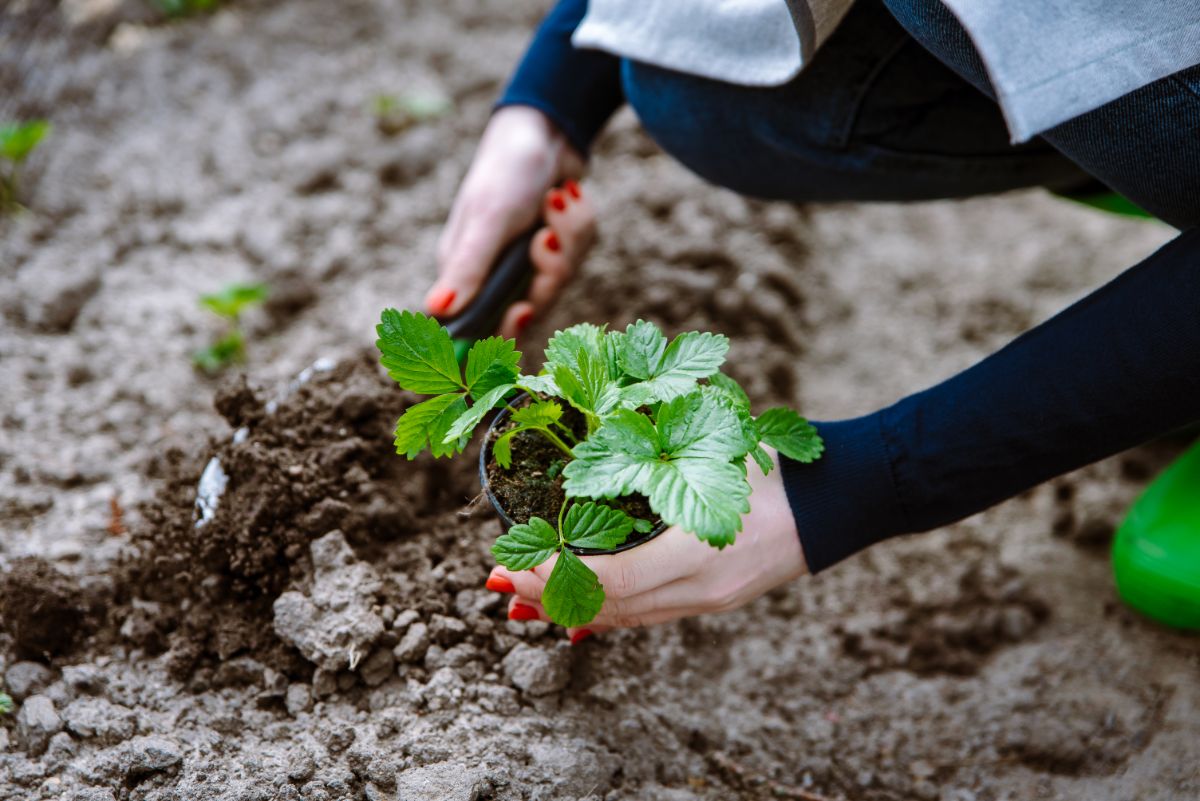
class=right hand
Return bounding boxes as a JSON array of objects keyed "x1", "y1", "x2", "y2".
[{"x1": 425, "y1": 106, "x2": 597, "y2": 339}]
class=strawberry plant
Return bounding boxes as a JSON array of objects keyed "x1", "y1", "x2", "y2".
[
  {"x1": 1, "y1": 119, "x2": 51, "y2": 212},
  {"x1": 194, "y1": 282, "x2": 268, "y2": 373},
  {"x1": 376, "y1": 310, "x2": 823, "y2": 626}
]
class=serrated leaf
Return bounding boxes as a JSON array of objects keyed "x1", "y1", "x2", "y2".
[
  {"x1": 657, "y1": 391, "x2": 747, "y2": 460},
  {"x1": 492, "y1": 428, "x2": 517, "y2": 468},
  {"x1": 561, "y1": 409, "x2": 661, "y2": 498},
  {"x1": 616, "y1": 331, "x2": 730, "y2": 408},
  {"x1": 517, "y1": 373, "x2": 559, "y2": 396},
  {"x1": 616, "y1": 320, "x2": 667, "y2": 380},
  {"x1": 633, "y1": 518, "x2": 654, "y2": 534},
  {"x1": 750, "y1": 445, "x2": 775, "y2": 475},
  {"x1": 512, "y1": 400, "x2": 563, "y2": 428},
  {"x1": 542, "y1": 549, "x2": 605, "y2": 627},
  {"x1": 553, "y1": 348, "x2": 620, "y2": 420},
  {"x1": 707, "y1": 371, "x2": 751, "y2": 410},
  {"x1": 491, "y1": 517, "x2": 559, "y2": 571},
  {"x1": 465, "y1": 336, "x2": 521, "y2": 399},
  {"x1": 756, "y1": 408, "x2": 824, "y2": 463},
  {"x1": 441, "y1": 383, "x2": 514, "y2": 443},
  {"x1": 545, "y1": 323, "x2": 606, "y2": 373},
  {"x1": 562, "y1": 501, "x2": 635, "y2": 550},
  {"x1": 648, "y1": 458, "x2": 749, "y2": 546},
  {"x1": 376, "y1": 309, "x2": 463, "y2": 394},
  {"x1": 393, "y1": 392, "x2": 468, "y2": 458}
]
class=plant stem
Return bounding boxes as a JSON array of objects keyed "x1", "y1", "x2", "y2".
[
  {"x1": 552, "y1": 420, "x2": 578, "y2": 445},
  {"x1": 536, "y1": 426, "x2": 575, "y2": 459},
  {"x1": 556, "y1": 500, "x2": 568, "y2": 546}
]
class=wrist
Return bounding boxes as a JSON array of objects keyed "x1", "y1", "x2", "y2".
[{"x1": 490, "y1": 104, "x2": 585, "y2": 179}]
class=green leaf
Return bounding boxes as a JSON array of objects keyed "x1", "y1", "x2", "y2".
[
  {"x1": 562, "y1": 502, "x2": 635, "y2": 550},
  {"x1": 491, "y1": 517, "x2": 559, "y2": 571},
  {"x1": 618, "y1": 330, "x2": 731, "y2": 407},
  {"x1": 561, "y1": 409, "x2": 661, "y2": 499},
  {"x1": 492, "y1": 427, "x2": 519, "y2": 468},
  {"x1": 616, "y1": 320, "x2": 667, "y2": 380},
  {"x1": 647, "y1": 458, "x2": 749, "y2": 547},
  {"x1": 517, "y1": 373, "x2": 559, "y2": 396},
  {"x1": 376, "y1": 309, "x2": 464, "y2": 395},
  {"x1": 0, "y1": 120, "x2": 50, "y2": 163},
  {"x1": 657, "y1": 391, "x2": 747, "y2": 460},
  {"x1": 756, "y1": 408, "x2": 824, "y2": 463},
  {"x1": 542, "y1": 549, "x2": 605, "y2": 627},
  {"x1": 441, "y1": 383, "x2": 514, "y2": 444},
  {"x1": 0, "y1": 692, "x2": 13, "y2": 715},
  {"x1": 465, "y1": 336, "x2": 520, "y2": 399},
  {"x1": 750, "y1": 445, "x2": 775, "y2": 475},
  {"x1": 633, "y1": 518, "x2": 654, "y2": 534},
  {"x1": 199, "y1": 283, "x2": 268, "y2": 319},
  {"x1": 553, "y1": 348, "x2": 620, "y2": 420},
  {"x1": 545, "y1": 323, "x2": 606, "y2": 373},
  {"x1": 393, "y1": 392, "x2": 468, "y2": 458},
  {"x1": 192, "y1": 329, "x2": 245, "y2": 372},
  {"x1": 707, "y1": 371, "x2": 751, "y2": 410},
  {"x1": 512, "y1": 400, "x2": 563, "y2": 428}
]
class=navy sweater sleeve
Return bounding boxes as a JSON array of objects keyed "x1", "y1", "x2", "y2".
[
  {"x1": 497, "y1": 0, "x2": 624, "y2": 156},
  {"x1": 783, "y1": 228, "x2": 1200, "y2": 573}
]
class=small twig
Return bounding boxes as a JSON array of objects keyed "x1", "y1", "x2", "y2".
[
  {"x1": 707, "y1": 751, "x2": 837, "y2": 801},
  {"x1": 106, "y1": 494, "x2": 126, "y2": 536}
]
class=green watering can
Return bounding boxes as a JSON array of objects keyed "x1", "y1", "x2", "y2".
[{"x1": 1112, "y1": 439, "x2": 1200, "y2": 629}]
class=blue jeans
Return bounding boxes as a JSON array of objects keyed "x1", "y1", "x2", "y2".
[{"x1": 622, "y1": 0, "x2": 1200, "y2": 230}]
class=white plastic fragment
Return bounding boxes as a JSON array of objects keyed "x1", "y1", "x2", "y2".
[{"x1": 194, "y1": 456, "x2": 228, "y2": 529}]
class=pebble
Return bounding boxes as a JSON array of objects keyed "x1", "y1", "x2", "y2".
[
  {"x1": 5, "y1": 662, "x2": 53, "y2": 702},
  {"x1": 60, "y1": 664, "x2": 106, "y2": 695},
  {"x1": 391, "y1": 609, "x2": 420, "y2": 632},
  {"x1": 423, "y1": 667, "x2": 465, "y2": 712},
  {"x1": 501, "y1": 643, "x2": 570, "y2": 697},
  {"x1": 122, "y1": 736, "x2": 183, "y2": 777},
  {"x1": 429, "y1": 614, "x2": 469, "y2": 645},
  {"x1": 70, "y1": 790, "x2": 117, "y2": 801},
  {"x1": 312, "y1": 667, "x2": 338, "y2": 699},
  {"x1": 62, "y1": 697, "x2": 138, "y2": 745},
  {"x1": 16, "y1": 694, "x2": 63, "y2": 755},
  {"x1": 393, "y1": 622, "x2": 430, "y2": 663},
  {"x1": 358, "y1": 647, "x2": 396, "y2": 687},
  {"x1": 286, "y1": 683, "x2": 314, "y2": 715}
]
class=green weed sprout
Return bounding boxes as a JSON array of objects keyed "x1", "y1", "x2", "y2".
[
  {"x1": 194, "y1": 283, "x2": 268, "y2": 373},
  {"x1": 155, "y1": 0, "x2": 221, "y2": 18},
  {"x1": 371, "y1": 91, "x2": 453, "y2": 135},
  {"x1": 0, "y1": 692, "x2": 13, "y2": 715},
  {"x1": 1, "y1": 120, "x2": 51, "y2": 212},
  {"x1": 376, "y1": 311, "x2": 824, "y2": 626}
]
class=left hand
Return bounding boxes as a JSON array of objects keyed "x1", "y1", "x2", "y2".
[{"x1": 485, "y1": 447, "x2": 809, "y2": 642}]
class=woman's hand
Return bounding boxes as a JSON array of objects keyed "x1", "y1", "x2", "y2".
[
  {"x1": 425, "y1": 106, "x2": 596, "y2": 339},
  {"x1": 485, "y1": 448, "x2": 809, "y2": 642}
]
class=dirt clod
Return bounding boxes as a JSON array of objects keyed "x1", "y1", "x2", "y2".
[{"x1": 0, "y1": 558, "x2": 100, "y2": 659}]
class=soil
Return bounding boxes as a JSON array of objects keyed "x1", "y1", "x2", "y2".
[
  {"x1": 483, "y1": 397, "x2": 658, "y2": 536},
  {"x1": 1, "y1": 1, "x2": 1198, "y2": 800}
]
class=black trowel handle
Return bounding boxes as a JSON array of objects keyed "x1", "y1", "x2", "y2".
[{"x1": 442, "y1": 226, "x2": 538, "y2": 342}]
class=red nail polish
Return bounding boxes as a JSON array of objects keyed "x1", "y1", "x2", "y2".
[
  {"x1": 516, "y1": 308, "x2": 535, "y2": 334},
  {"x1": 427, "y1": 288, "x2": 456, "y2": 315},
  {"x1": 549, "y1": 191, "x2": 566, "y2": 212},
  {"x1": 564, "y1": 179, "x2": 581, "y2": 199},
  {"x1": 546, "y1": 231, "x2": 561, "y2": 253},
  {"x1": 486, "y1": 575, "x2": 515, "y2": 593},
  {"x1": 509, "y1": 603, "x2": 540, "y2": 621},
  {"x1": 570, "y1": 629, "x2": 593, "y2": 645}
]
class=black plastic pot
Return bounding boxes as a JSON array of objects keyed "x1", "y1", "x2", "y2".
[{"x1": 479, "y1": 397, "x2": 667, "y2": 556}]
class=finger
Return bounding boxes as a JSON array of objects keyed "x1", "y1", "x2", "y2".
[
  {"x1": 431, "y1": 208, "x2": 526, "y2": 317},
  {"x1": 566, "y1": 624, "x2": 612, "y2": 645},
  {"x1": 497, "y1": 300, "x2": 535, "y2": 341},
  {"x1": 544, "y1": 183, "x2": 597, "y2": 256},
  {"x1": 525, "y1": 226, "x2": 574, "y2": 313},
  {"x1": 507, "y1": 594, "x2": 551, "y2": 623},
  {"x1": 492, "y1": 553, "x2": 556, "y2": 602},
  {"x1": 580, "y1": 527, "x2": 715, "y2": 600}
]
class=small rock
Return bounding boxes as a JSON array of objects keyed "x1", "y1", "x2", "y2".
[
  {"x1": 426, "y1": 643, "x2": 477, "y2": 671},
  {"x1": 423, "y1": 667, "x2": 465, "y2": 712},
  {"x1": 391, "y1": 609, "x2": 420, "y2": 632},
  {"x1": 44, "y1": 730, "x2": 77, "y2": 767},
  {"x1": 286, "y1": 683, "x2": 313, "y2": 715},
  {"x1": 429, "y1": 614, "x2": 468, "y2": 645},
  {"x1": 18, "y1": 259, "x2": 101, "y2": 333},
  {"x1": 359, "y1": 647, "x2": 396, "y2": 687},
  {"x1": 312, "y1": 667, "x2": 337, "y2": 699},
  {"x1": 213, "y1": 656, "x2": 265, "y2": 688},
  {"x1": 473, "y1": 684, "x2": 520, "y2": 715},
  {"x1": 502, "y1": 643, "x2": 570, "y2": 696},
  {"x1": 336, "y1": 670, "x2": 358, "y2": 691},
  {"x1": 5, "y1": 661, "x2": 53, "y2": 701},
  {"x1": 16, "y1": 694, "x2": 63, "y2": 755},
  {"x1": 0, "y1": 727, "x2": 9, "y2": 751},
  {"x1": 393, "y1": 622, "x2": 429, "y2": 663},
  {"x1": 379, "y1": 605, "x2": 396, "y2": 627},
  {"x1": 60, "y1": 664, "x2": 106, "y2": 695},
  {"x1": 122, "y1": 736, "x2": 183, "y2": 778},
  {"x1": 68, "y1": 789, "x2": 116, "y2": 801},
  {"x1": 62, "y1": 697, "x2": 137, "y2": 745},
  {"x1": 261, "y1": 667, "x2": 288, "y2": 698}
]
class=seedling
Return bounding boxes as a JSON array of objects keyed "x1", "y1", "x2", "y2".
[
  {"x1": 371, "y1": 91, "x2": 453, "y2": 135},
  {"x1": 0, "y1": 120, "x2": 50, "y2": 212},
  {"x1": 154, "y1": 0, "x2": 221, "y2": 18},
  {"x1": 193, "y1": 282, "x2": 268, "y2": 373},
  {"x1": 0, "y1": 692, "x2": 12, "y2": 715},
  {"x1": 376, "y1": 311, "x2": 823, "y2": 627}
]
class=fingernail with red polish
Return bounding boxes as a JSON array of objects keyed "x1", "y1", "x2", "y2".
[
  {"x1": 427, "y1": 288, "x2": 456, "y2": 315},
  {"x1": 570, "y1": 629, "x2": 594, "y2": 645},
  {"x1": 564, "y1": 179, "x2": 581, "y2": 199},
  {"x1": 509, "y1": 603, "x2": 540, "y2": 621},
  {"x1": 516, "y1": 308, "x2": 535, "y2": 334},
  {"x1": 486, "y1": 575, "x2": 515, "y2": 593},
  {"x1": 549, "y1": 191, "x2": 566, "y2": 212},
  {"x1": 546, "y1": 231, "x2": 561, "y2": 253}
]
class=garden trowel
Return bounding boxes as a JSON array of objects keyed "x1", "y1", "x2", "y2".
[{"x1": 441, "y1": 226, "x2": 537, "y2": 363}]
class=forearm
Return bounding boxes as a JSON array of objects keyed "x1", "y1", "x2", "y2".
[
  {"x1": 497, "y1": 0, "x2": 625, "y2": 157},
  {"x1": 783, "y1": 228, "x2": 1200, "y2": 572}
]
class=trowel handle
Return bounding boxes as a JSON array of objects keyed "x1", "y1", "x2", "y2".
[{"x1": 441, "y1": 225, "x2": 538, "y2": 342}]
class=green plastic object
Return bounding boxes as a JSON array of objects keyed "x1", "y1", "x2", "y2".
[{"x1": 1111, "y1": 440, "x2": 1200, "y2": 629}]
